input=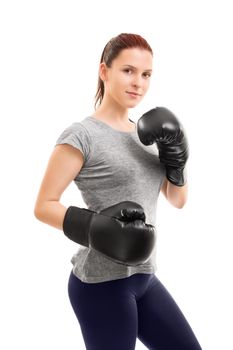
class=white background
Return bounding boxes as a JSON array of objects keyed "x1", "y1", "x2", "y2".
[{"x1": 1, "y1": 0, "x2": 232, "y2": 349}]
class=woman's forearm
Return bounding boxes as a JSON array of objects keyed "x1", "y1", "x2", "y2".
[
  {"x1": 166, "y1": 181, "x2": 188, "y2": 209},
  {"x1": 34, "y1": 201, "x2": 67, "y2": 230}
]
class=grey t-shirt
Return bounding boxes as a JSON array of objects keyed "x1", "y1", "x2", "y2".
[{"x1": 55, "y1": 116, "x2": 166, "y2": 283}]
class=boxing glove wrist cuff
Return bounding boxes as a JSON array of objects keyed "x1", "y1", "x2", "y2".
[
  {"x1": 166, "y1": 166, "x2": 187, "y2": 186},
  {"x1": 63, "y1": 206, "x2": 95, "y2": 246}
]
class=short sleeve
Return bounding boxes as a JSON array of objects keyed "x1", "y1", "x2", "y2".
[{"x1": 55, "y1": 122, "x2": 91, "y2": 162}]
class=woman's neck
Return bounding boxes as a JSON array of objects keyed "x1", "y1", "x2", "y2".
[{"x1": 93, "y1": 96, "x2": 130, "y2": 124}]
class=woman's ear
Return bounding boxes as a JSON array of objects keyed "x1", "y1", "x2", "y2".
[{"x1": 99, "y1": 62, "x2": 108, "y2": 82}]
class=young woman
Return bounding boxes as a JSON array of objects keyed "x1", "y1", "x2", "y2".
[{"x1": 34, "y1": 33, "x2": 202, "y2": 350}]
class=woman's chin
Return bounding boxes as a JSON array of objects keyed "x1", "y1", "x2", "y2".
[
  {"x1": 127, "y1": 101, "x2": 141, "y2": 109},
  {"x1": 123, "y1": 99, "x2": 141, "y2": 109}
]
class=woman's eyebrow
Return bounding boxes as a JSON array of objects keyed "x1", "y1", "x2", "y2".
[{"x1": 122, "y1": 64, "x2": 153, "y2": 72}]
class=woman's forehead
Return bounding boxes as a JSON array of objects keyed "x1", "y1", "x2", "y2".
[{"x1": 113, "y1": 48, "x2": 153, "y2": 69}]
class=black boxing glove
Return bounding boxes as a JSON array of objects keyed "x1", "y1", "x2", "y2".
[
  {"x1": 63, "y1": 201, "x2": 155, "y2": 265},
  {"x1": 137, "y1": 106, "x2": 189, "y2": 186}
]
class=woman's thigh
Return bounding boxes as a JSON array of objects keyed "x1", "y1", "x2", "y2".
[
  {"x1": 137, "y1": 275, "x2": 202, "y2": 350},
  {"x1": 68, "y1": 270, "x2": 139, "y2": 350}
]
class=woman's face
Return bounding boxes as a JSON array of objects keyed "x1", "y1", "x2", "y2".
[{"x1": 100, "y1": 47, "x2": 153, "y2": 109}]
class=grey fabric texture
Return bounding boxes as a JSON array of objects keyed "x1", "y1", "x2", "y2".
[{"x1": 55, "y1": 116, "x2": 166, "y2": 283}]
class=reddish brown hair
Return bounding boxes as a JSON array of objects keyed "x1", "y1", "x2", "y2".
[{"x1": 94, "y1": 33, "x2": 153, "y2": 109}]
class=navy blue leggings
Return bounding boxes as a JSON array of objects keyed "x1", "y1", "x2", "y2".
[{"x1": 68, "y1": 270, "x2": 202, "y2": 350}]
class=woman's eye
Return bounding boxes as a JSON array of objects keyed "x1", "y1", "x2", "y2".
[
  {"x1": 143, "y1": 73, "x2": 151, "y2": 78},
  {"x1": 123, "y1": 69, "x2": 132, "y2": 74},
  {"x1": 123, "y1": 69, "x2": 151, "y2": 78}
]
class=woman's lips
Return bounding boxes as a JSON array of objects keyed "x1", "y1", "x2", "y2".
[{"x1": 126, "y1": 91, "x2": 141, "y2": 97}]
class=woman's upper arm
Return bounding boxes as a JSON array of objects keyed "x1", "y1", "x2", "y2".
[{"x1": 34, "y1": 144, "x2": 84, "y2": 206}]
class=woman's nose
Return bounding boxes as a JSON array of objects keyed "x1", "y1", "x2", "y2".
[
  {"x1": 132, "y1": 78, "x2": 141, "y2": 87},
  {"x1": 132, "y1": 75, "x2": 143, "y2": 88}
]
